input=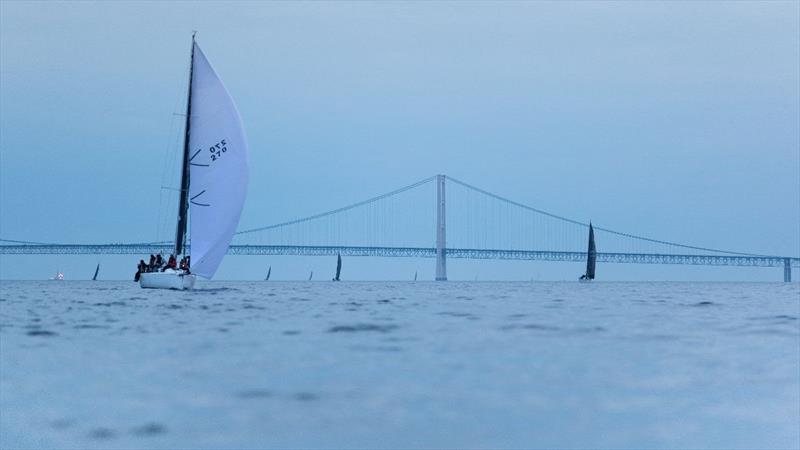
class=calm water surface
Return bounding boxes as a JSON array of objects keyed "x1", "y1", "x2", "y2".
[{"x1": 1, "y1": 281, "x2": 798, "y2": 449}]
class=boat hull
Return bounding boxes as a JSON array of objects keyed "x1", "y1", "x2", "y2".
[{"x1": 139, "y1": 271, "x2": 196, "y2": 290}]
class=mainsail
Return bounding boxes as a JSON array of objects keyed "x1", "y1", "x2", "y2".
[
  {"x1": 265, "y1": 266, "x2": 271, "y2": 281},
  {"x1": 334, "y1": 254, "x2": 342, "y2": 281},
  {"x1": 584, "y1": 223, "x2": 597, "y2": 280},
  {"x1": 92, "y1": 264, "x2": 100, "y2": 281},
  {"x1": 187, "y1": 43, "x2": 249, "y2": 279}
]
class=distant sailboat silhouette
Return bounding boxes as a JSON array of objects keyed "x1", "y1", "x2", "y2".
[
  {"x1": 92, "y1": 263, "x2": 100, "y2": 281},
  {"x1": 265, "y1": 266, "x2": 271, "y2": 281},
  {"x1": 333, "y1": 254, "x2": 342, "y2": 281},
  {"x1": 308, "y1": 271, "x2": 313, "y2": 281},
  {"x1": 579, "y1": 222, "x2": 597, "y2": 281},
  {"x1": 414, "y1": 270, "x2": 418, "y2": 281}
]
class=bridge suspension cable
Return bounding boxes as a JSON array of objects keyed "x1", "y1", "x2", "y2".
[
  {"x1": 1, "y1": 174, "x2": 790, "y2": 261},
  {"x1": 0, "y1": 238, "x2": 58, "y2": 245},
  {"x1": 445, "y1": 175, "x2": 766, "y2": 257},
  {"x1": 234, "y1": 175, "x2": 437, "y2": 235}
]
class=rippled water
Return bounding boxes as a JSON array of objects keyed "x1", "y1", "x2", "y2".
[{"x1": 1, "y1": 281, "x2": 798, "y2": 449}]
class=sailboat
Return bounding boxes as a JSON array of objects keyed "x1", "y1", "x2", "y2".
[
  {"x1": 265, "y1": 266, "x2": 271, "y2": 281},
  {"x1": 308, "y1": 271, "x2": 313, "y2": 281},
  {"x1": 92, "y1": 263, "x2": 100, "y2": 281},
  {"x1": 413, "y1": 270, "x2": 418, "y2": 281},
  {"x1": 332, "y1": 254, "x2": 342, "y2": 281},
  {"x1": 579, "y1": 222, "x2": 596, "y2": 281},
  {"x1": 139, "y1": 34, "x2": 249, "y2": 290},
  {"x1": 51, "y1": 271, "x2": 64, "y2": 281}
]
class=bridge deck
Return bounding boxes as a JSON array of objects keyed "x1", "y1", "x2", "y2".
[{"x1": 1, "y1": 244, "x2": 797, "y2": 268}]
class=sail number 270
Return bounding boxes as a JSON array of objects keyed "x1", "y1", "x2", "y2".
[{"x1": 209, "y1": 139, "x2": 227, "y2": 162}]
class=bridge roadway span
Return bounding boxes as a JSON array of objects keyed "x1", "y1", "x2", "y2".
[{"x1": 2, "y1": 244, "x2": 798, "y2": 268}]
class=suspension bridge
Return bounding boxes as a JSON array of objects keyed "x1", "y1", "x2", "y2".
[{"x1": 2, "y1": 175, "x2": 798, "y2": 281}]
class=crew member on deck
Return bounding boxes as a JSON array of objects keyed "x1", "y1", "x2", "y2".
[
  {"x1": 162, "y1": 254, "x2": 177, "y2": 272},
  {"x1": 135, "y1": 259, "x2": 146, "y2": 281}
]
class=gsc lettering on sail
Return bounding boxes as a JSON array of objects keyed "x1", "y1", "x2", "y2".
[{"x1": 208, "y1": 139, "x2": 227, "y2": 162}]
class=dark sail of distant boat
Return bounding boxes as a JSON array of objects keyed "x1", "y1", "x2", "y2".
[
  {"x1": 333, "y1": 254, "x2": 341, "y2": 281},
  {"x1": 265, "y1": 266, "x2": 271, "y2": 281},
  {"x1": 580, "y1": 223, "x2": 596, "y2": 280},
  {"x1": 308, "y1": 271, "x2": 313, "y2": 281},
  {"x1": 92, "y1": 264, "x2": 100, "y2": 281},
  {"x1": 414, "y1": 270, "x2": 418, "y2": 281}
]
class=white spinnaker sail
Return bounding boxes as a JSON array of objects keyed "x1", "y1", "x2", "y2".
[{"x1": 188, "y1": 43, "x2": 249, "y2": 279}]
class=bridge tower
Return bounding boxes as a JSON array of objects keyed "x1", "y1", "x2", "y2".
[
  {"x1": 784, "y1": 258, "x2": 792, "y2": 282},
  {"x1": 435, "y1": 174, "x2": 447, "y2": 281}
]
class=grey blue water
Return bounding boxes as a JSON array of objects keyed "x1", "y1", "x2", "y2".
[{"x1": 1, "y1": 281, "x2": 798, "y2": 449}]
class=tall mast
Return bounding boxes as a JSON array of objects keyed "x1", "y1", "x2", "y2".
[{"x1": 174, "y1": 32, "x2": 196, "y2": 256}]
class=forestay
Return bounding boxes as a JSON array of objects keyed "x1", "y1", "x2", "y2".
[{"x1": 188, "y1": 43, "x2": 249, "y2": 279}]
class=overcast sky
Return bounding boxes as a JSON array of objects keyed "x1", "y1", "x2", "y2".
[{"x1": 1, "y1": 1, "x2": 798, "y2": 281}]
